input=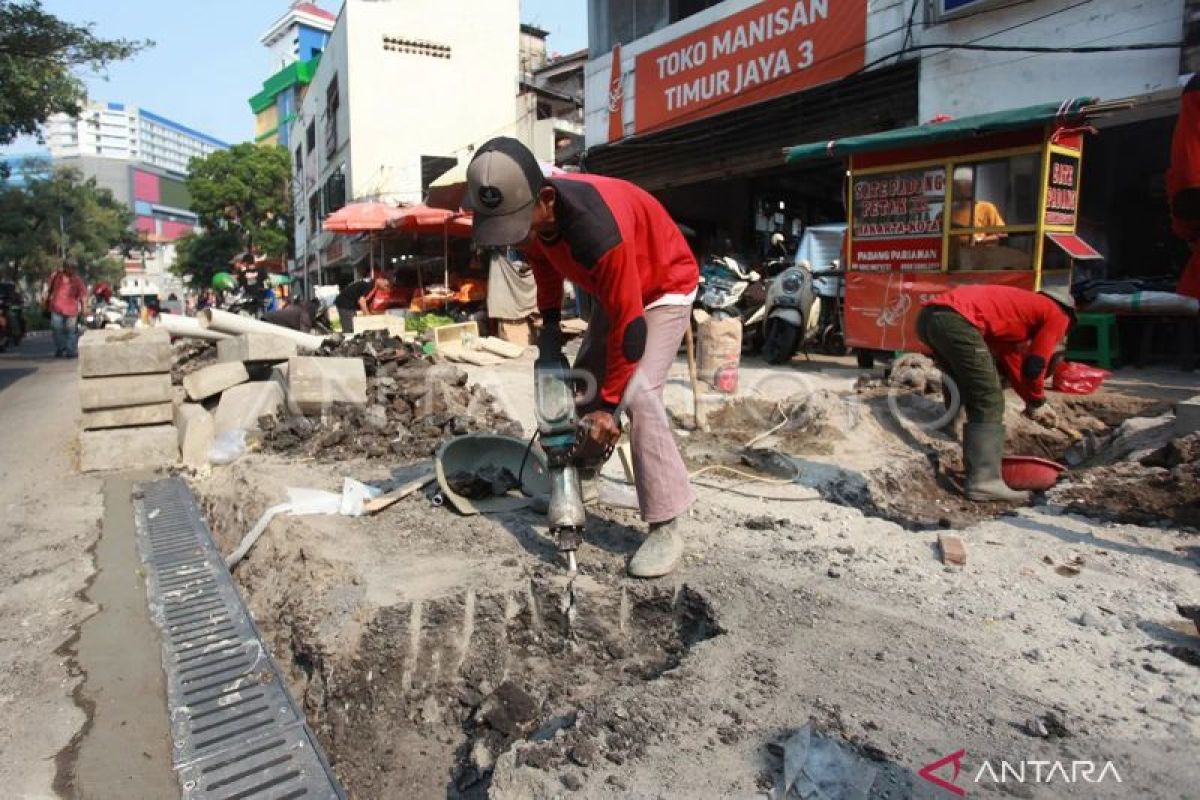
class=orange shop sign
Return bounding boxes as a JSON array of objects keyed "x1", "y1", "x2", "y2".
[{"x1": 633, "y1": 0, "x2": 867, "y2": 135}]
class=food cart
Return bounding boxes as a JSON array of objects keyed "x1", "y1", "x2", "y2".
[{"x1": 784, "y1": 97, "x2": 1109, "y2": 361}]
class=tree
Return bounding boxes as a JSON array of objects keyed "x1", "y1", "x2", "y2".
[
  {"x1": 0, "y1": 1, "x2": 150, "y2": 145},
  {"x1": 186, "y1": 143, "x2": 292, "y2": 258},
  {"x1": 171, "y1": 228, "x2": 242, "y2": 291},
  {"x1": 0, "y1": 163, "x2": 137, "y2": 283}
]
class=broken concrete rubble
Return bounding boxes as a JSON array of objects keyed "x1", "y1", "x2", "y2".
[
  {"x1": 182, "y1": 361, "x2": 249, "y2": 401},
  {"x1": 217, "y1": 332, "x2": 298, "y2": 364},
  {"x1": 286, "y1": 356, "x2": 367, "y2": 414},
  {"x1": 79, "y1": 424, "x2": 178, "y2": 472},
  {"x1": 213, "y1": 381, "x2": 285, "y2": 437},
  {"x1": 78, "y1": 328, "x2": 172, "y2": 377},
  {"x1": 1176, "y1": 394, "x2": 1200, "y2": 436},
  {"x1": 79, "y1": 373, "x2": 173, "y2": 411},
  {"x1": 174, "y1": 403, "x2": 215, "y2": 468},
  {"x1": 81, "y1": 402, "x2": 173, "y2": 431}
]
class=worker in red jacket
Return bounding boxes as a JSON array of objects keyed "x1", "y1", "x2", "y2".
[
  {"x1": 916, "y1": 284, "x2": 1075, "y2": 502},
  {"x1": 1167, "y1": 73, "x2": 1200, "y2": 299},
  {"x1": 467, "y1": 137, "x2": 699, "y2": 578}
]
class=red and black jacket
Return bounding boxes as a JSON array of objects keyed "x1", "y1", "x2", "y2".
[
  {"x1": 522, "y1": 174, "x2": 698, "y2": 408},
  {"x1": 927, "y1": 285, "x2": 1072, "y2": 404}
]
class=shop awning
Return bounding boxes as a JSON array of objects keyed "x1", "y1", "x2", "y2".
[
  {"x1": 784, "y1": 97, "x2": 1099, "y2": 164},
  {"x1": 1047, "y1": 232, "x2": 1103, "y2": 260}
]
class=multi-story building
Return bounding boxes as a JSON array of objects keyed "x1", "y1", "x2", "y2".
[
  {"x1": 46, "y1": 101, "x2": 227, "y2": 176},
  {"x1": 288, "y1": 0, "x2": 524, "y2": 288},
  {"x1": 516, "y1": 25, "x2": 587, "y2": 169},
  {"x1": 250, "y1": 1, "x2": 336, "y2": 147},
  {"x1": 43, "y1": 101, "x2": 229, "y2": 298},
  {"x1": 582, "y1": 0, "x2": 1186, "y2": 278}
]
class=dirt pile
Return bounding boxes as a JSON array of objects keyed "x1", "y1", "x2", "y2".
[
  {"x1": 259, "y1": 330, "x2": 523, "y2": 461},
  {"x1": 1055, "y1": 432, "x2": 1200, "y2": 528}
]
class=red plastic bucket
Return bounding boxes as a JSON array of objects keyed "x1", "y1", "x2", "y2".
[{"x1": 1002, "y1": 456, "x2": 1066, "y2": 491}]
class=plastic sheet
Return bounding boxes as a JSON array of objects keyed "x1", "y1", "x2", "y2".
[{"x1": 1052, "y1": 360, "x2": 1110, "y2": 395}]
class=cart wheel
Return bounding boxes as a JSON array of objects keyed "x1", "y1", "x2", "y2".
[{"x1": 855, "y1": 349, "x2": 875, "y2": 369}]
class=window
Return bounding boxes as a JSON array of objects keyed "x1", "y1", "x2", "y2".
[
  {"x1": 324, "y1": 75, "x2": 340, "y2": 157},
  {"x1": 309, "y1": 191, "x2": 321, "y2": 237},
  {"x1": 322, "y1": 165, "x2": 346, "y2": 215},
  {"x1": 295, "y1": 145, "x2": 303, "y2": 171},
  {"x1": 588, "y1": 0, "x2": 669, "y2": 57},
  {"x1": 946, "y1": 154, "x2": 1040, "y2": 272},
  {"x1": 305, "y1": 120, "x2": 316, "y2": 153}
]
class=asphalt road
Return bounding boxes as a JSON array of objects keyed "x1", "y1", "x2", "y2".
[{"x1": 0, "y1": 332, "x2": 174, "y2": 799}]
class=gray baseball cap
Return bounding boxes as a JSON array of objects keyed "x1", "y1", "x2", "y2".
[
  {"x1": 466, "y1": 137, "x2": 545, "y2": 247},
  {"x1": 1038, "y1": 285, "x2": 1076, "y2": 312}
]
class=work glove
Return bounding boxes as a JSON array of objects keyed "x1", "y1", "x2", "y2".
[
  {"x1": 1024, "y1": 400, "x2": 1059, "y2": 429},
  {"x1": 576, "y1": 410, "x2": 621, "y2": 462}
]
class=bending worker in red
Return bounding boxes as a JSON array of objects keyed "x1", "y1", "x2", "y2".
[
  {"x1": 916, "y1": 285, "x2": 1075, "y2": 502},
  {"x1": 1167, "y1": 73, "x2": 1200, "y2": 299},
  {"x1": 467, "y1": 137, "x2": 699, "y2": 578}
]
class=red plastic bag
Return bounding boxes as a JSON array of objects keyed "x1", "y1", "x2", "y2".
[{"x1": 1052, "y1": 360, "x2": 1110, "y2": 394}]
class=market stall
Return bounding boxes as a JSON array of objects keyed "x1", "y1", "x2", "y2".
[{"x1": 784, "y1": 98, "x2": 1117, "y2": 358}]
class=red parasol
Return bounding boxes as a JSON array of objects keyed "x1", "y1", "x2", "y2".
[
  {"x1": 323, "y1": 202, "x2": 404, "y2": 233},
  {"x1": 386, "y1": 205, "x2": 473, "y2": 238}
]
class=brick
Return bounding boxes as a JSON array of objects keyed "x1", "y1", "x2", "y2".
[
  {"x1": 938, "y1": 533, "x2": 967, "y2": 566},
  {"x1": 182, "y1": 361, "x2": 249, "y2": 402},
  {"x1": 1175, "y1": 395, "x2": 1200, "y2": 436},
  {"x1": 174, "y1": 403, "x2": 215, "y2": 468},
  {"x1": 217, "y1": 333, "x2": 298, "y2": 364},
  {"x1": 80, "y1": 373, "x2": 172, "y2": 411},
  {"x1": 213, "y1": 381, "x2": 285, "y2": 436},
  {"x1": 78, "y1": 328, "x2": 172, "y2": 378},
  {"x1": 79, "y1": 424, "x2": 178, "y2": 472},
  {"x1": 81, "y1": 402, "x2": 173, "y2": 431},
  {"x1": 286, "y1": 356, "x2": 367, "y2": 414}
]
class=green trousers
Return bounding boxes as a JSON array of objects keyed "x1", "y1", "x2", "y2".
[{"x1": 915, "y1": 305, "x2": 1005, "y2": 423}]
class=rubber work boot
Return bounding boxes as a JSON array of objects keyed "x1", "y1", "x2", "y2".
[
  {"x1": 963, "y1": 422, "x2": 1030, "y2": 503},
  {"x1": 628, "y1": 519, "x2": 683, "y2": 578}
]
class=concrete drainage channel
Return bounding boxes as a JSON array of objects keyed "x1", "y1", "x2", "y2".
[{"x1": 132, "y1": 477, "x2": 345, "y2": 800}]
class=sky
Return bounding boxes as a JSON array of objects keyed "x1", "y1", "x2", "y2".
[{"x1": 5, "y1": 0, "x2": 586, "y2": 153}]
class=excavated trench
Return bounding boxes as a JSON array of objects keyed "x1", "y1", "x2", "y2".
[
  {"x1": 195, "y1": 472, "x2": 721, "y2": 798},
  {"x1": 678, "y1": 389, "x2": 1172, "y2": 530}
]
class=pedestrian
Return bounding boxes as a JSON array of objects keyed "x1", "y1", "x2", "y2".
[
  {"x1": 467, "y1": 137, "x2": 699, "y2": 578},
  {"x1": 44, "y1": 259, "x2": 87, "y2": 358},
  {"x1": 335, "y1": 272, "x2": 385, "y2": 333},
  {"x1": 916, "y1": 284, "x2": 1075, "y2": 502},
  {"x1": 263, "y1": 298, "x2": 318, "y2": 332}
]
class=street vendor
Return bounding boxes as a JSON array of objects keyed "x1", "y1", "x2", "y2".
[
  {"x1": 948, "y1": 166, "x2": 1006, "y2": 246},
  {"x1": 466, "y1": 137, "x2": 699, "y2": 578},
  {"x1": 916, "y1": 284, "x2": 1075, "y2": 502}
]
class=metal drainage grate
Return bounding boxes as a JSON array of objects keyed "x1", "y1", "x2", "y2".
[{"x1": 134, "y1": 477, "x2": 345, "y2": 800}]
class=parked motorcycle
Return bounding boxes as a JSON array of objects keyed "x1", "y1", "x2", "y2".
[
  {"x1": 761, "y1": 259, "x2": 817, "y2": 364},
  {"x1": 808, "y1": 260, "x2": 848, "y2": 355},
  {"x1": 222, "y1": 289, "x2": 266, "y2": 319},
  {"x1": 85, "y1": 299, "x2": 127, "y2": 330}
]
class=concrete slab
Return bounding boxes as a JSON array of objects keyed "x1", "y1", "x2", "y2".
[
  {"x1": 79, "y1": 425, "x2": 178, "y2": 472},
  {"x1": 213, "y1": 381, "x2": 285, "y2": 436},
  {"x1": 81, "y1": 402, "x2": 173, "y2": 431},
  {"x1": 79, "y1": 373, "x2": 172, "y2": 411},
  {"x1": 217, "y1": 333, "x2": 298, "y2": 364},
  {"x1": 182, "y1": 361, "x2": 249, "y2": 402},
  {"x1": 78, "y1": 328, "x2": 172, "y2": 378},
  {"x1": 174, "y1": 403, "x2": 215, "y2": 468},
  {"x1": 287, "y1": 356, "x2": 367, "y2": 414},
  {"x1": 1176, "y1": 394, "x2": 1200, "y2": 436}
]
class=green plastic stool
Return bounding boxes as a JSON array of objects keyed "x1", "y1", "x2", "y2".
[{"x1": 1066, "y1": 312, "x2": 1119, "y2": 369}]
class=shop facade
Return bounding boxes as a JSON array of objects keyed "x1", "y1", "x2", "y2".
[{"x1": 582, "y1": 0, "x2": 1187, "y2": 276}]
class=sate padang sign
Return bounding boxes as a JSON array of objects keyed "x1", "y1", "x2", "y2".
[
  {"x1": 850, "y1": 167, "x2": 946, "y2": 272},
  {"x1": 633, "y1": 0, "x2": 867, "y2": 135},
  {"x1": 1045, "y1": 151, "x2": 1080, "y2": 227}
]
